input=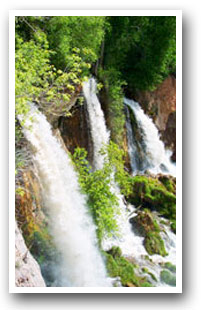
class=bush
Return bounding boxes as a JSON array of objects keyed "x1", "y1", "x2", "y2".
[
  {"x1": 104, "y1": 16, "x2": 176, "y2": 92},
  {"x1": 98, "y1": 68, "x2": 126, "y2": 146},
  {"x1": 47, "y1": 16, "x2": 106, "y2": 69},
  {"x1": 71, "y1": 147, "x2": 119, "y2": 242}
]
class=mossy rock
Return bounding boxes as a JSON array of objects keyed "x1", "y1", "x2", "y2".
[
  {"x1": 127, "y1": 175, "x2": 176, "y2": 233},
  {"x1": 162, "y1": 262, "x2": 176, "y2": 273},
  {"x1": 129, "y1": 209, "x2": 160, "y2": 237},
  {"x1": 160, "y1": 270, "x2": 176, "y2": 286},
  {"x1": 105, "y1": 247, "x2": 152, "y2": 287},
  {"x1": 171, "y1": 220, "x2": 176, "y2": 233},
  {"x1": 158, "y1": 175, "x2": 176, "y2": 194},
  {"x1": 144, "y1": 231, "x2": 168, "y2": 257},
  {"x1": 142, "y1": 267, "x2": 157, "y2": 282},
  {"x1": 141, "y1": 282, "x2": 153, "y2": 287},
  {"x1": 105, "y1": 252, "x2": 140, "y2": 286},
  {"x1": 106, "y1": 246, "x2": 122, "y2": 258}
]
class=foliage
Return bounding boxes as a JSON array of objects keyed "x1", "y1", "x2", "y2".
[
  {"x1": 15, "y1": 32, "x2": 90, "y2": 120},
  {"x1": 71, "y1": 147, "x2": 119, "y2": 242},
  {"x1": 46, "y1": 16, "x2": 106, "y2": 70},
  {"x1": 15, "y1": 18, "x2": 94, "y2": 181},
  {"x1": 72, "y1": 139, "x2": 135, "y2": 241},
  {"x1": 98, "y1": 68, "x2": 126, "y2": 146},
  {"x1": 104, "y1": 141, "x2": 133, "y2": 197},
  {"x1": 104, "y1": 16, "x2": 176, "y2": 91}
]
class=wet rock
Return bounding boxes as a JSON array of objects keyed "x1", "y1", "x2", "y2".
[
  {"x1": 127, "y1": 174, "x2": 176, "y2": 233},
  {"x1": 15, "y1": 222, "x2": 46, "y2": 287},
  {"x1": 58, "y1": 102, "x2": 93, "y2": 163},
  {"x1": 162, "y1": 111, "x2": 176, "y2": 161},
  {"x1": 159, "y1": 262, "x2": 176, "y2": 273},
  {"x1": 160, "y1": 269, "x2": 176, "y2": 286},
  {"x1": 129, "y1": 210, "x2": 160, "y2": 237},
  {"x1": 134, "y1": 75, "x2": 176, "y2": 160},
  {"x1": 144, "y1": 231, "x2": 168, "y2": 257},
  {"x1": 129, "y1": 209, "x2": 167, "y2": 257}
]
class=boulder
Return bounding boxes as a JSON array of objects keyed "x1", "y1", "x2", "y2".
[{"x1": 129, "y1": 210, "x2": 160, "y2": 237}]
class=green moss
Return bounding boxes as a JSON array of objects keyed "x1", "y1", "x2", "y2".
[
  {"x1": 160, "y1": 270, "x2": 176, "y2": 286},
  {"x1": 171, "y1": 220, "x2": 176, "y2": 233},
  {"x1": 105, "y1": 253, "x2": 140, "y2": 286},
  {"x1": 104, "y1": 247, "x2": 152, "y2": 287},
  {"x1": 130, "y1": 209, "x2": 160, "y2": 237},
  {"x1": 163, "y1": 262, "x2": 176, "y2": 273},
  {"x1": 158, "y1": 175, "x2": 176, "y2": 193},
  {"x1": 144, "y1": 232, "x2": 168, "y2": 257},
  {"x1": 98, "y1": 68, "x2": 126, "y2": 147},
  {"x1": 142, "y1": 267, "x2": 157, "y2": 282},
  {"x1": 107, "y1": 246, "x2": 122, "y2": 258},
  {"x1": 141, "y1": 282, "x2": 153, "y2": 287},
  {"x1": 127, "y1": 175, "x2": 176, "y2": 233}
]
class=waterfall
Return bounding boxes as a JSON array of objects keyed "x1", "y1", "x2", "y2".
[
  {"x1": 18, "y1": 104, "x2": 111, "y2": 287},
  {"x1": 83, "y1": 78, "x2": 110, "y2": 170},
  {"x1": 125, "y1": 105, "x2": 144, "y2": 172},
  {"x1": 124, "y1": 98, "x2": 176, "y2": 176},
  {"x1": 83, "y1": 78, "x2": 176, "y2": 287}
]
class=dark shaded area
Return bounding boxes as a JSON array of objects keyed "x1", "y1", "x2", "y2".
[{"x1": 59, "y1": 101, "x2": 94, "y2": 164}]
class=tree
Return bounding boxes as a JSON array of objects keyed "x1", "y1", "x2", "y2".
[
  {"x1": 46, "y1": 16, "x2": 106, "y2": 70},
  {"x1": 103, "y1": 16, "x2": 176, "y2": 91}
]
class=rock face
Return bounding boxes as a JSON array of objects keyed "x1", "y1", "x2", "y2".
[
  {"x1": 59, "y1": 102, "x2": 94, "y2": 163},
  {"x1": 15, "y1": 222, "x2": 46, "y2": 287},
  {"x1": 162, "y1": 111, "x2": 176, "y2": 161},
  {"x1": 135, "y1": 75, "x2": 176, "y2": 161}
]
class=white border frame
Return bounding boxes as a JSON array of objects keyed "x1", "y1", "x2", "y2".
[{"x1": 9, "y1": 10, "x2": 182, "y2": 293}]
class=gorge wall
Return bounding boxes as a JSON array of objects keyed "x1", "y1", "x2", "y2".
[
  {"x1": 58, "y1": 103, "x2": 94, "y2": 163},
  {"x1": 134, "y1": 75, "x2": 176, "y2": 161}
]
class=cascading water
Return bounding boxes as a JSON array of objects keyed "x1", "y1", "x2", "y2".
[
  {"x1": 83, "y1": 78, "x2": 176, "y2": 287},
  {"x1": 124, "y1": 98, "x2": 176, "y2": 176},
  {"x1": 125, "y1": 105, "x2": 144, "y2": 172},
  {"x1": 18, "y1": 104, "x2": 111, "y2": 287},
  {"x1": 82, "y1": 78, "x2": 110, "y2": 170}
]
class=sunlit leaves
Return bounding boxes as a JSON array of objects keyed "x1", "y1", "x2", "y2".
[
  {"x1": 47, "y1": 16, "x2": 105, "y2": 69},
  {"x1": 72, "y1": 147, "x2": 119, "y2": 242}
]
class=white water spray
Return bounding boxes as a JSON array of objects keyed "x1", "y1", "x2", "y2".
[
  {"x1": 19, "y1": 104, "x2": 111, "y2": 287},
  {"x1": 124, "y1": 98, "x2": 176, "y2": 176},
  {"x1": 83, "y1": 78, "x2": 110, "y2": 170}
]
